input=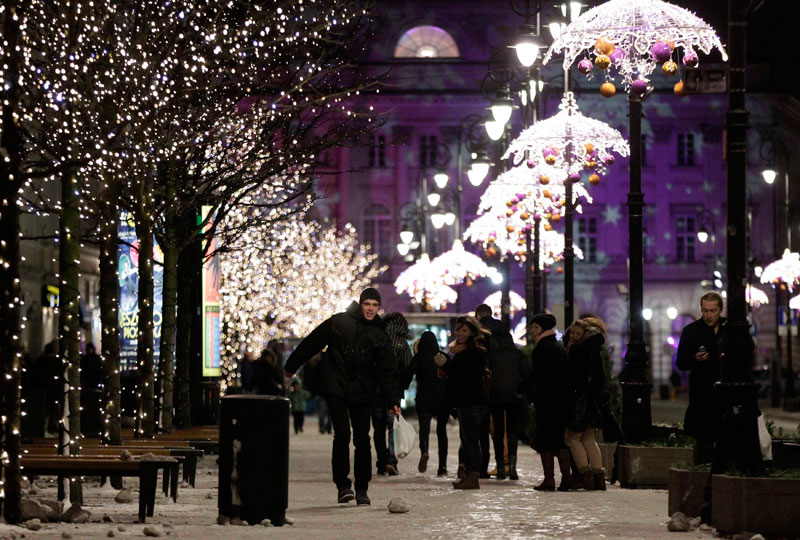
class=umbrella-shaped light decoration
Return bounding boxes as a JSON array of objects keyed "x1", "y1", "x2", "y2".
[
  {"x1": 544, "y1": 0, "x2": 728, "y2": 95},
  {"x1": 503, "y1": 92, "x2": 630, "y2": 184},
  {"x1": 722, "y1": 285, "x2": 770, "y2": 309},
  {"x1": 394, "y1": 253, "x2": 447, "y2": 307},
  {"x1": 790, "y1": 294, "x2": 800, "y2": 311},
  {"x1": 429, "y1": 239, "x2": 491, "y2": 286},
  {"x1": 760, "y1": 249, "x2": 800, "y2": 292},
  {"x1": 483, "y1": 290, "x2": 526, "y2": 318}
]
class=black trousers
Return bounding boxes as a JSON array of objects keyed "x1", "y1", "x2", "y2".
[
  {"x1": 371, "y1": 407, "x2": 396, "y2": 469},
  {"x1": 418, "y1": 410, "x2": 450, "y2": 466},
  {"x1": 292, "y1": 411, "x2": 305, "y2": 434},
  {"x1": 491, "y1": 402, "x2": 522, "y2": 464},
  {"x1": 459, "y1": 407, "x2": 490, "y2": 473},
  {"x1": 327, "y1": 395, "x2": 372, "y2": 491}
]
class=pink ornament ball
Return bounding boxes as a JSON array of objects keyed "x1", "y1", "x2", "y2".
[
  {"x1": 608, "y1": 48, "x2": 626, "y2": 64},
  {"x1": 542, "y1": 147, "x2": 558, "y2": 159},
  {"x1": 604, "y1": 155, "x2": 615, "y2": 165},
  {"x1": 631, "y1": 79, "x2": 648, "y2": 95},
  {"x1": 569, "y1": 172, "x2": 581, "y2": 182},
  {"x1": 578, "y1": 58, "x2": 593, "y2": 74},
  {"x1": 516, "y1": 193, "x2": 526, "y2": 200},
  {"x1": 650, "y1": 41, "x2": 671, "y2": 63},
  {"x1": 526, "y1": 159, "x2": 536, "y2": 168},
  {"x1": 682, "y1": 51, "x2": 699, "y2": 68}
]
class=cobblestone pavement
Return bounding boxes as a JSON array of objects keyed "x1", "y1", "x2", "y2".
[{"x1": 2, "y1": 417, "x2": 715, "y2": 540}]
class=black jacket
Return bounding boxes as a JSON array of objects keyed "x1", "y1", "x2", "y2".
[
  {"x1": 565, "y1": 330, "x2": 609, "y2": 432},
  {"x1": 285, "y1": 302, "x2": 400, "y2": 406},
  {"x1": 528, "y1": 334, "x2": 570, "y2": 451},
  {"x1": 441, "y1": 345, "x2": 488, "y2": 407},
  {"x1": 479, "y1": 316, "x2": 527, "y2": 405},
  {"x1": 410, "y1": 331, "x2": 450, "y2": 413},
  {"x1": 676, "y1": 317, "x2": 725, "y2": 439}
]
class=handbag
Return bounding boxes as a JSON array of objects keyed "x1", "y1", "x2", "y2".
[{"x1": 757, "y1": 413, "x2": 772, "y2": 461}]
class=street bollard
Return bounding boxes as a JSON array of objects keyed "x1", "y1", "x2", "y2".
[{"x1": 218, "y1": 395, "x2": 290, "y2": 526}]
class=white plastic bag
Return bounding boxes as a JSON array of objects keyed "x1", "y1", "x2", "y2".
[
  {"x1": 757, "y1": 413, "x2": 772, "y2": 461},
  {"x1": 392, "y1": 413, "x2": 416, "y2": 459}
]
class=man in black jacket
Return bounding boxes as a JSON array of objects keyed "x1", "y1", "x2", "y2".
[
  {"x1": 676, "y1": 291, "x2": 728, "y2": 464},
  {"x1": 285, "y1": 288, "x2": 401, "y2": 506}
]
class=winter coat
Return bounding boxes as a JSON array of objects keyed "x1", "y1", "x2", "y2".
[
  {"x1": 253, "y1": 349, "x2": 285, "y2": 396},
  {"x1": 479, "y1": 316, "x2": 527, "y2": 405},
  {"x1": 528, "y1": 333, "x2": 570, "y2": 452},
  {"x1": 441, "y1": 343, "x2": 488, "y2": 407},
  {"x1": 288, "y1": 383, "x2": 311, "y2": 412},
  {"x1": 410, "y1": 331, "x2": 450, "y2": 414},
  {"x1": 565, "y1": 329, "x2": 609, "y2": 433},
  {"x1": 676, "y1": 317, "x2": 726, "y2": 440},
  {"x1": 383, "y1": 312, "x2": 414, "y2": 396},
  {"x1": 284, "y1": 301, "x2": 400, "y2": 407}
]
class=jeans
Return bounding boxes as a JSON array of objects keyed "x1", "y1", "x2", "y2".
[
  {"x1": 564, "y1": 428, "x2": 603, "y2": 470},
  {"x1": 371, "y1": 407, "x2": 396, "y2": 469},
  {"x1": 327, "y1": 395, "x2": 372, "y2": 490},
  {"x1": 491, "y1": 403, "x2": 522, "y2": 463},
  {"x1": 457, "y1": 405, "x2": 486, "y2": 473},
  {"x1": 317, "y1": 397, "x2": 332, "y2": 433},
  {"x1": 418, "y1": 410, "x2": 450, "y2": 466}
]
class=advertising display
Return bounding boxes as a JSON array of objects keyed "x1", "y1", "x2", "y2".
[{"x1": 201, "y1": 206, "x2": 221, "y2": 377}]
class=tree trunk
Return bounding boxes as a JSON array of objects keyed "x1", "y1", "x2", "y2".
[
  {"x1": 158, "y1": 238, "x2": 178, "y2": 432},
  {"x1": 99, "y1": 185, "x2": 122, "y2": 444},
  {"x1": 174, "y1": 230, "x2": 196, "y2": 428},
  {"x1": 59, "y1": 170, "x2": 82, "y2": 503},
  {"x1": 135, "y1": 179, "x2": 156, "y2": 438}
]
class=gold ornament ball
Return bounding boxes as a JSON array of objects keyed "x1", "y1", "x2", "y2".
[
  {"x1": 584, "y1": 142, "x2": 595, "y2": 154},
  {"x1": 544, "y1": 223, "x2": 553, "y2": 231},
  {"x1": 520, "y1": 212, "x2": 530, "y2": 220},
  {"x1": 545, "y1": 155, "x2": 557, "y2": 165},
  {"x1": 589, "y1": 173, "x2": 601, "y2": 185},
  {"x1": 662, "y1": 60, "x2": 678, "y2": 76},
  {"x1": 539, "y1": 175, "x2": 550, "y2": 185},
  {"x1": 542, "y1": 189, "x2": 552, "y2": 199},
  {"x1": 506, "y1": 225, "x2": 515, "y2": 233},
  {"x1": 600, "y1": 81, "x2": 616, "y2": 98},
  {"x1": 595, "y1": 36, "x2": 615, "y2": 55},
  {"x1": 506, "y1": 210, "x2": 514, "y2": 217},
  {"x1": 594, "y1": 54, "x2": 611, "y2": 70},
  {"x1": 674, "y1": 80, "x2": 686, "y2": 97},
  {"x1": 551, "y1": 213, "x2": 561, "y2": 223},
  {"x1": 584, "y1": 160, "x2": 596, "y2": 169},
  {"x1": 557, "y1": 266, "x2": 564, "y2": 274},
  {"x1": 506, "y1": 200, "x2": 514, "y2": 207},
  {"x1": 486, "y1": 247, "x2": 497, "y2": 257}
]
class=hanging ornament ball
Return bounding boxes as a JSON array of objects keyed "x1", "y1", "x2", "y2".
[
  {"x1": 584, "y1": 142, "x2": 595, "y2": 154},
  {"x1": 510, "y1": 205, "x2": 518, "y2": 212},
  {"x1": 539, "y1": 174, "x2": 550, "y2": 185},
  {"x1": 551, "y1": 213, "x2": 561, "y2": 223},
  {"x1": 584, "y1": 160, "x2": 596, "y2": 169},
  {"x1": 609, "y1": 47, "x2": 626, "y2": 65},
  {"x1": 556, "y1": 266, "x2": 564, "y2": 274},
  {"x1": 487, "y1": 247, "x2": 497, "y2": 257},
  {"x1": 674, "y1": 80, "x2": 686, "y2": 97},
  {"x1": 520, "y1": 212, "x2": 530, "y2": 220},
  {"x1": 544, "y1": 223, "x2": 553, "y2": 231},
  {"x1": 569, "y1": 172, "x2": 581, "y2": 183},
  {"x1": 683, "y1": 51, "x2": 699, "y2": 68},
  {"x1": 578, "y1": 58, "x2": 593, "y2": 75},
  {"x1": 506, "y1": 225, "x2": 515, "y2": 233},
  {"x1": 650, "y1": 41, "x2": 672, "y2": 63},
  {"x1": 542, "y1": 189, "x2": 552, "y2": 199},
  {"x1": 595, "y1": 36, "x2": 615, "y2": 55},
  {"x1": 506, "y1": 200, "x2": 514, "y2": 207},
  {"x1": 589, "y1": 173, "x2": 601, "y2": 185},
  {"x1": 543, "y1": 146, "x2": 558, "y2": 158},
  {"x1": 604, "y1": 155, "x2": 615, "y2": 165},
  {"x1": 526, "y1": 158, "x2": 536, "y2": 168},
  {"x1": 631, "y1": 79, "x2": 648, "y2": 95},
  {"x1": 506, "y1": 210, "x2": 514, "y2": 217},
  {"x1": 466, "y1": 278, "x2": 473, "y2": 287},
  {"x1": 524, "y1": 223, "x2": 532, "y2": 231},
  {"x1": 594, "y1": 54, "x2": 611, "y2": 70},
  {"x1": 662, "y1": 60, "x2": 678, "y2": 76},
  {"x1": 545, "y1": 155, "x2": 557, "y2": 165},
  {"x1": 600, "y1": 81, "x2": 616, "y2": 98},
  {"x1": 516, "y1": 192, "x2": 526, "y2": 200},
  {"x1": 668, "y1": 41, "x2": 676, "y2": 51}
]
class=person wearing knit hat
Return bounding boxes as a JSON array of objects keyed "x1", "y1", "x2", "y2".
[
  {"x1": 531, "y1": 313, "x2": 557, "y2": 332},
  {"x1": 285, "y1": 286, "x2": 400, "y2": 506}
]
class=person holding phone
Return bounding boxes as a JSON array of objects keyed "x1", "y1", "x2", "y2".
[{"x1": 676, "y1": 291, "x2": 726, "y2": 464}]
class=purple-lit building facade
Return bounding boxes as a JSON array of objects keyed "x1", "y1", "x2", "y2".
[{"x1": 309, "y1": 0, "x2": 800, "y2": 383}]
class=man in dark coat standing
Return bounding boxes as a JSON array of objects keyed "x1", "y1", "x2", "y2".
[
  {"x1": 476, "y1": 304, "x2": 527, "y2": 480},
  {"x1": 285, "y1": 288, "x2": 401, "y2": 506},
  {"x1": 676, "y1": 291, "x2": 726, "y2": 464}
]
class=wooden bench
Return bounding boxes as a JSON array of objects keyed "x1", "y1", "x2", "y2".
[{"x1": 21, "y1": 456, "x2": 178, "y2": 523}]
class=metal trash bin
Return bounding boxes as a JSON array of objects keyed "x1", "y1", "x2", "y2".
[{"x1": 218, "y1": 395, "x2": 289, "y2": 525}]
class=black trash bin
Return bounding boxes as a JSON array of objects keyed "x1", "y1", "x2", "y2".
[{"x1": 218, "y1": 395, "x2": 290, "y2": 526}]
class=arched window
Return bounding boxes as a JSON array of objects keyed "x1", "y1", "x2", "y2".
[
  {"x1": 362, "y1": 203, "x2": 392, "y2": 262},
  {"x1": 394, "y1": 26, "x2": 459, "y2": 58}
]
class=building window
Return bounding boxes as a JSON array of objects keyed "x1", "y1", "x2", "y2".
[
  {"x1": 394, "y1": 26, "x2": 460, "y2": 58},
  {"x1": 676, "y1": 216, "x2": 696, "y2": 262},
  {"x1": 677, "y1": 133, "x2": 695, "y2": 166},
  {"x1": 362, "y1": 203, "x2": 392, "y2": 262},
  {"x1": 368, "y1": 135, "x2": 386, "y2": 168},
  {"x1": 419, "y1": 135, "x2": 438, "y2": 169},
  {"x1": 576, "y1": 217, "x2": 597, "y2": 263}
]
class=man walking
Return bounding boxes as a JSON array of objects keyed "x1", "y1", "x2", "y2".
[
  {"x1": 285, "y1": 288, "x2": 401, "y2": 506},
  {"x1": 676, "y1": 291, "x2": 726, "y2": 464}
]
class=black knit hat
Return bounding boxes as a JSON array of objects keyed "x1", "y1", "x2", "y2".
[
  {"x1": 531, "y1": 313, "x2": 557, "y2": 331},
  {"x1": 359, "y1": 287, "x2": 382, "y2": 305}
]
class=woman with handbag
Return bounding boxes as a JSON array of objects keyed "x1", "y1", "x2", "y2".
[
  {"x1": 564, "y1": 317, "x2": 610, "y2": 491},
  {"x1": 439, "y1": 315, "x2": 491, "y2": 490}
]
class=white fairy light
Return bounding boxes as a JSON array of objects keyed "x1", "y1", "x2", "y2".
[
  {"x1": 760, "y1": 249, "x2": 800, "y2": 292},
  {"x1": 482, "y1": 290, "x2": 526, "y2": 318},
  {"x1": 430, "y1": 240, "x2": 491, "y2": 286}
]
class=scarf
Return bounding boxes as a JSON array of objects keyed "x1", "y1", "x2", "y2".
[{"x1": 536, "y1": 328, "x2": 556, "y2": 344}]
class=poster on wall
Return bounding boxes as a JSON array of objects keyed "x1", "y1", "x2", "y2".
[
  {"x1": 118, "y1": 209, "x2": 163, "y2": 371},
  {"x1": 201, "y1": 206, "x2": 221, "y2": 377}
]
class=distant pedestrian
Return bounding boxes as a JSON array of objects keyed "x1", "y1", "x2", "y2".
[
  {"x1": 476, "y1": 303, "x2": 527, "y2": 481},
  {"x1": 526, "y1": 313, "x2": 573, "y2": 492},
  {"x1": 284, "y1": 288, "x2": 401, "y2": 506},
  {"x1": 239, "y1": 351, "x2": 257, "y2": 394},
  {"x1": 254, "y1": 346, "x2": 285, "y2": 396},
  {"x1": 676, "y1": 291, "x2": 729, "y2": 464},
  {"x1": 288, "y1": 379, "x2": 311, "y2": 434},
  {"x1": 36, "y1": 340, "x2": 64, "y2": 436},
  {"x1": 80, "y1": 342, "x2": 104, "y2": 435},
  {"x1": 410, "y1": 331, "x2": 451, "y2": 476},
  {"x1": 563, "y1": 318, "x2": 611, "y2": 491},
  {"x1": 440, "y1": 315, "x2": 491, "y2": 490}
]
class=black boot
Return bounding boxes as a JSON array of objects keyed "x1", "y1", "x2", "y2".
[
  {"x1": 508, "y1": 455, "x2": 518, "y2": 480},
  {"x1": 495, "y1": 458, "x2": 506, "y2": 480},
  {"x1": 534, "y1": 452, "x2": 555, "y2": 491},
  {"x1": 556, "y1": 449, "x2": 574, "y2": 491}
]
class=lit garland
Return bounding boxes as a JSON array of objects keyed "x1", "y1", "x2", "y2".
[
  {"x1": 760, "y1": 249, "x2": 800, "y2": 292},
  {"x1": 482, "y1": 290, "x2": 526, "y2": 318},
  {"x1": 429, "y1": 240, "x2": 491, "y2": 286},
  {"x1": 544, "y1": 0, "x2": 727, "y2": 94},
  {"x1": 394, "y1": 253, "x2": 459, "y2": 310},
  {"x1": 721, "y1": 285, "x2": 770, "y2": 309}
]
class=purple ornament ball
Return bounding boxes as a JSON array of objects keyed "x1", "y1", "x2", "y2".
[
  {"x1": 526, "y1": 159, "x2": 536, "y2": 168},
  {"x1": 682, "y1": 51, "x2": 699, "y2": 68},
  {"x1": 609, "y1": 48, "x2": 626, "y2": 64},
  {"x1": 631, "y1": 79, "x2": 648, "y2": 95},
  {"x1": 569, "y1": 172, "x2": 581, "y2": 182},
  {"x1": 524, "y1": 224, "x2": 532, "y2": 231},
  {"x1": 604, "y1": 155, "x2": 615, "y2": 165},
  {"x1": 650, "y1": 41, "x2": 671, "y2": 63},
  {"x1": 578, "y1": 58, "x2": 593, "y2": 75},
  {"x1": 516, "y1": 193, "x2": 526, "y2": 200}
]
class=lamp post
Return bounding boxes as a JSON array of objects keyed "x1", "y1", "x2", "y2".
[{"x1": 642, "y1": 304, "x2": 678, "y2": 396}]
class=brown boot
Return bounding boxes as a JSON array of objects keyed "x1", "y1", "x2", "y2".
[
  {"x1": 534, "y1": 452, "x2": 556, "y2": 491},
  {"x1": 456, "y1": 464, "x2": 466, "y2": 479},
  {"x1": 592, "y1": 469, "x2": 606, "y2": 491},
  {"x1": 577, "y1": 467, "x2": 593, "y2": 490},
  {"x1": 556, "y1": 449, "x2": 574, "y2": 491},
  {"x1": 453, "y1": 471, "x2": 480, "y2": 490}
]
